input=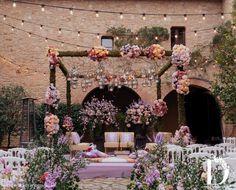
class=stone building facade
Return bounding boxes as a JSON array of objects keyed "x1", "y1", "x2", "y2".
[{"x1": 0, "y1": 0, "x2": 235, "y2": 147}]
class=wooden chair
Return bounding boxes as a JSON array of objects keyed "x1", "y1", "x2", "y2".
[
  {"x1": 104, "y1": 132, "x2": 120, "y2": 153},
  {"x1": 119, "y1": 132, "x2": 134, "y2": 150}
]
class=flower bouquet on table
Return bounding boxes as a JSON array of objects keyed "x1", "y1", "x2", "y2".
[
  {"x1": 172, "y1": 70, "x2": 190, "y2": 95},
  {"x1": 79, "y1": 97, "x2": 118, "y2": 129},
  {"x1": 170, "y1": 126, "x2": 193, "y2": 147},
  {"x1": 171, "y1": 44, "x2": 191, "y2": 67},
  {"x1": 88, "y1": 46, "x2": 109, "y2": 62},
  {"x1": 120, "y1": 44, "x2": 142, "y2": 59},
  {"x1": 144, "y1": 44, "x2": 165, "y2": 60},
  {"x1": 47, "y1": 47, "x2": 60, "y2": 69},
  {"x1": 126, "y1": 100, "x2": 153, "y2": 127},
  {"x1": 45, "y1": 83, "x2": 60, "y2": 109},
  {"x1": 44, "y1": 113, "x2": 60, "y2": 137}
]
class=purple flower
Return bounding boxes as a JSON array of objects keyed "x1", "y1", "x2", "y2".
[
  {"x1": 57, "y1": 135, "x2": 68, "y2": 145},
  {"x1": 145, "y1": 168, "x2": 160, "y2": 186},
  {"x1": 155, "y1": 133, "x2": 164, "y2": 145}
]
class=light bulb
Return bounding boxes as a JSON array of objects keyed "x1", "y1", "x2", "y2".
[
  {"x1": 41, "y1": 5, "x2": 45, "y2": 12},
  {"x1": 58, "y1": 28, "x2": 62, "y2": 34},
  {"x1": 77, "y1": 45, "x2": 80, "y2": 50},
  {"x1": 174, "y1": 34, "x2": 178, "y2": 39},
  {"x1": 96, "y1": 33, "x2": 100, "y2": 39},
  {"x1": 77, "y1": 31, "x2": 80, "y2": 37},
  {"x1": 194, "y1": 31, "x2": 197, "y2": 36},
  {"x1": 221, "y1": 13, "x2": 224, "y2": 19},
  {"x1": 142, "y1": 13, "x2": 146, "y2": 20},
  {"x1": 184, "y1": 14, "x2": 187, "y2": 21},
  {"x1": 11, "y1": 27, "x2": 14, "y2": 31},
  {"x1": 233, "y1": 24, "x2": 236, "y2": 30},
  {"x1": 3, "y1": 15, "x2": 6, "y2": 21},
  {"x1": 28, "y1": 32, "x2": 31, "y2": 37},
  {"x1": 40, "y1": 25, "x2": 43, "y2": 30},
  {"x1": 214, "y1": 28, "x2": 217, "y2": 33},
  {"x1": 21, "y1": 20, "x2": 24, "y2": 26},
  {"x1": 13, "y1": 1, "x2": 16, "y2": 8},
  {"x1": 61, "y1": 42, "x2": 64, "y2": 46},
  {"x1": 120, "y1": 12, "x2": 123, "y2": 19},
  {"x1": 70, "y1": 8, "x2": 73, "y2": 15},
  {"x1": 202, "y1": 14, "x2": 206, "y2": 20},
  {"x1": 155, "y1": 36, "x2": 158, "y2": 40},
  {"x1": 135, "y1": 36, "x2": 138, "y2": 40},
  {"x1": 45, "y1": 38, "x2": 48, "y2": 42},
  {"x1": 163, "y1": 14, "x2": 167, "y2": 21},
  {"x1": 95, "y1": 11, "x2": 99, "y2": 17},
  {"x1": 116, "y1": 36, "x2": 119, "y2": 40}
]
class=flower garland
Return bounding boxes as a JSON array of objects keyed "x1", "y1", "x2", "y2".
[
  {"x1": 88, "y1": 47, "x2": 109, "y2": 62},
  {"x1": 126, "y1": 100, "x2": 153, "y2": 126},
  {"x1": 153, "y1": 99, "x2": 168, "y2": 117},
  {"x1": 172, "y1": 70, "x2": 190, "y2": 95},
  {"x1": 120, "y1": 44, "x2": 142, "y2": 59},
  {"x1": 79, "y1": 97, "x2": 118, "y2": 128},
  {"x1": 45, "y1": 83, "x2": 60, "y2": 109},
  {"x1": 47, "y1": 47, "x2": 60, "y2": 69},
  {"x1": 44, "y1": 113, "x2": 60, "y2": 137},
  {"x1": 171, "y1": 44, "x2": 191, "y2": 67},
  {"x1": 144, "y1": 44, "x2": 165, "y2": 60},
  {"x1": 170, "y1": 126, "x2": 193, "y2": 147},
  {"x1": 62, "y1": 116, "x2": 74, "y2": 131}
]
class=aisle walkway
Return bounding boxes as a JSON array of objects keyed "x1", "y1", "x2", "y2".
[{"x1": 80, "y1": 178, "x2": 130, "y2": 190}]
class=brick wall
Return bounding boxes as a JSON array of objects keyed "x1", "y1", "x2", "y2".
[{"x1": 0, "y1": 0, "x2": 234, "y2": 147}]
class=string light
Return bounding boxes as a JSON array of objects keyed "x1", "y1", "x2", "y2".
[
  {"x1": 45, "y1": 37, "x2": 48, "y2": 42},
  {"x1": 12, "y1": 1, "x2": 16, "y2": 8},
  {"x1": 163, "y1": 14, "x2": 167, "y2": 21},
  {"x1": 221, "y1": 13, "x2": 224, "y2": 19},
  {"x1": 184, "y1": 14, "x2": 187, "y2": 21},
  {"x1": 28, "y1": 32, "x2": 31, "y2": 37},
  {"x1": 11, "y1": 26, "x2": 14, "y2": 31},
  {"x1": 202, "y1": 14, "x2": 206, "y2": 20},
  {"x1": 76, "y1": 45, "x2": 80, "y2": 50},
  {"x1": 58, "y1": 28, "x2": 62, "y2": 34},
  {"x1": 120, "y1": 12, "x2": 123, "y2": 19},
  {"x1": 41, "y1": 4, "x2": 45, "y2": 12},
  {"x1": 21, "y1": 20, "x2": 24, "y2": 26},
  {"x1": 115, "y1": 36, "x2": 119, "y2": 40},
  {"x1": 77, "y1": 31, "x2": 80, "y2": 37},
  {"x1": 194, "y1": 30, "x2": 197, "y2": 36},
  {"x1": 95, "y1": 11, "x2": 99, "y2": 17},
  {"x1": 70, "y1": 8, "x2": 74, "y2": 15},
  {"x1": 174, "y1": 34, "x2": 178, "y2": 39},
  {"x1": 3, "y1": 15, "x2": 6, "y2": 21},
  {"x1": 233, "y1": 24, "x2": 236, "y2": 30},
  {"x1": 40, "y1": 24, "x2": 43, "y2": 30},
  {"x1": 61, "y1": 42, "x2": 64, "y2": 46},
  {"x1": 135, "y1": 36, "x2": 139, "y2": 40},
  {"x1": 96, "y1": 33, "x2": 100, "y2": 39},
  {"x1": 155, "y1": 36, "x2": 158, "y2": 40},
  {"x1": 142, "y1": 13, "x2": 146, "y2": 20}
]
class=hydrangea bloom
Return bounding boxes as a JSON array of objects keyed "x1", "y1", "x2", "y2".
[
  {"x1": 45, "y1": 83, "x2": 60, "y2": 109},
  {"x1": 171, "y1": 126, "x2": 193, "y2": 147},
  {"x1": 172, "y1": 70, "x2": 190, "y2": 95},
  {"x1": 120, "y1": 44, "x2": 142, "y2": 58},
  {"x1": 171, "y1": 44, "x2": 191, "y2": 67},
  {"x1": 88, "y1": 47, "x2": 108, "y2": 62},
  {"x1": 44, "y1": 113, "x2": 59, "y2": 137},
  {"x1": 144, "y1": 44, "x2": 165, "y2": 60}
]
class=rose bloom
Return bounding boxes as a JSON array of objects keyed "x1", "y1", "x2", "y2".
[
  {"x1": 39, "y1": 172, "x2": 49, "y2": 183},
  {"x1": 165, "y1": 185, "x2": 174, "y2": 190}
]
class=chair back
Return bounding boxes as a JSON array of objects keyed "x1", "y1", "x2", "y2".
[
  {"x1": 0, "y1": 150, "x2": 10, "y2": 157},
  {"x1": 0, "y1": 156, "x2": 26, "y2": 172},
  {"x1": 104, "y1": 132, "x2": 119, "y2": 142},
  {"x1": 186, "y1": 144, "x2": 207, "y2": 153},
  {"x1": 8, "y1": 148, "x2": 28, "y2": 158},
  {"x1": 199, "y1": 146, "x2": 225, "y2": 157},
  {"x1": 119, "y1": 132, "x2": 134, "y2": 143}
]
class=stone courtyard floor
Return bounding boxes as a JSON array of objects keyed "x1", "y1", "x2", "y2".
[{"x1": 80, "y1": 178, "x2": 130, "y2": 190}]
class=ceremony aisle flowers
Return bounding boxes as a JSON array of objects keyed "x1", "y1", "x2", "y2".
[
  {"x1": 171, "y1": 44, "x2": 191, "y2": 67},
  {"x1": 80, "y1": 97, "x2": 118, "y2": 128},
  {"x1": 144, "y1": 44, "x2": 165, "y2": 60},
  {"x1": 172, "y1": 70, "x2": 190, "y2": 95},
  {"x1": 45, "y1": 83, "x2": 60, "y2": 109},
  {"x1": 120, "y1": 44, "x2": 142, "y2": 58},
  {"x1": 88, "y1": 47, "x2": 109, "y2": 62}
]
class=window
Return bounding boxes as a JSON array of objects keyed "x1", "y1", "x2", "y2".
[
  {"x1": 171, "y1": 27, "x2": 185, "y2": 49},
  {"x1": 101, "y1": 36, "x2": 113, "y2": 50}
]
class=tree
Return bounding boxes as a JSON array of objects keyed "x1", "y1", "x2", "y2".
[
  {"x1": 212, "y1": 12, "x2": 236, "y2": 123},
  {"x1": 0, "y1": 85, "x2": 26, "y2": 147}
]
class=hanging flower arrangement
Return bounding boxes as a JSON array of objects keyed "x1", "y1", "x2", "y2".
[
  {"x1": 62, "y1": 116, "x2": 74, "y2": 131},
  {"x1": 171, "y1": 44, "x2": 191, "y2": 67},
  {"x1": 120, "y1": 44, "x2": 142, "y2": 58},
  {"x1": 126, "y1": 100, "x2": 153, "y2": 126},
  {"x1": 170, "y1": 126, "x2": 193, "y2": 147},
  {"x1": 47, "y1": 47, "x2": 60, "y2": 69},
  {"x1": 172, "y1": 70, "x2": 190, "y2": 95},
  {"x1": 153, "y1": 99, "x2": 168, "y2": 117},
  {"x1": 88, "y1": 47, "x2": 109, "y2": 62},
  {"x1": 144, "y1": 44, "x2": 165, "y2": 60},
  {"x1": 44, "y1": 113, "x2": 60, "y2": 137},
  {"x1": 79, "y1": 97, "x2": 118, "y2": 128},
  {"x1": 45, "y1": 83, "x2": 60, "y2": 109}
]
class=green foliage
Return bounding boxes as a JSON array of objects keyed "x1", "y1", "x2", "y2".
[
  {"x1": 35, "y1": 103, "x2": 83, "y2": 137},
  {"x1": 0, "y1": 85, "x2": 26, "y2": 147},
  {"x1": 115, "y1": 112, "x2": 127, "y2": 132},
  {"x1": 107, "y1": 25, "x2": 169, "y2": 49},
  {"x1": 212, "y1": 21, "x2": 236, "y2": 123}
]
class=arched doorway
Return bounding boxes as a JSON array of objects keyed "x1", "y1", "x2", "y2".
[
  {"x1": 82, "y1": 86, "x2": 141, "y2": 150},
  {"x1": 163, "y1": 85, "x2": 222, "y2": 145}
]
